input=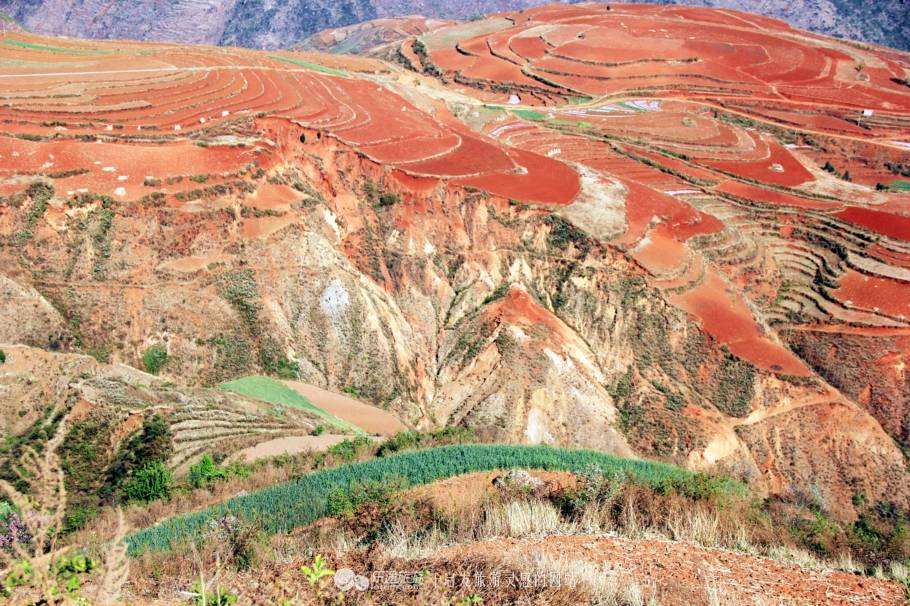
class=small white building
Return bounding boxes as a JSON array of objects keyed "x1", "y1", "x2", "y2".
[{"x1": 508, "y1": 94, "x2": 521, "y2": 105}]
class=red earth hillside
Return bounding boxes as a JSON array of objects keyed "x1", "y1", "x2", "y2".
[{"x1": 1, "y1": 3, "x2": 910, "y2": 519}]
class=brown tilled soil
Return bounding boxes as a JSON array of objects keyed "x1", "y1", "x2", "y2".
[
  {"x1": 234, "y1": 433, "x2": 349, "y2": 461},
  {"x1": 442, "y1": 535, "x2": 907, "y2": 606},
  {"x1": 283, "y1": 381, "x2": 406, "y2": 435}
]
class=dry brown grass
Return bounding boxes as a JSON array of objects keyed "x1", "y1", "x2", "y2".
[
  {"x1": 0, "y1": 405, "x2": 70, "y2": 601},
  {"x1": 0, "y1": 407, "x2": 131, "y2": 604},
  {"x1": 124, "y1": 467, "x2": 910, "y2": 602},
  {"x1": 479, "y1": 499, "x2": 565, "y2": 538}
]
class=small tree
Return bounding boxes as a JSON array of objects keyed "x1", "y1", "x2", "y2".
[
  {"x1": 0, "y1": 350, "x2": 5, "y2": 364},
  {"x1": 142, "y1": 345, "x2": 168, "y2": 375}
]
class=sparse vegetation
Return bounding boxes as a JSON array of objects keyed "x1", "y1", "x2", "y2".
[{"x1": 15, "y1": 181, "x2": 54, "y2": 245}]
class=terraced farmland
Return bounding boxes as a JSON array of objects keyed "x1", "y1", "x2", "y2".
[
  {"x1": 1, "y1": 3, "x2": 910, "y2": 519},
  {"x1": 219, "y1": 375, "x2": 368, "y2": 435}
]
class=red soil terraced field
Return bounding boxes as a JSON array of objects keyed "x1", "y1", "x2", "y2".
[
  {"x1": 4, "y1": 4, "x2": 910, "y2": 461},
  {"x1": 835, "y1": 206, "x2": 910, "y2": 241},
  {"x1": 833, "y1": 270, "x2": 910, "y2": 319},
  {"x1": 0, "y1": 32, "x2": 582, "y2": 206},
  {"x1": 416, "y1": 4, "x2": 910, "y2": 111},
  {"x1": 670, "y1": 269, "x2": 811, "y2": 375}
]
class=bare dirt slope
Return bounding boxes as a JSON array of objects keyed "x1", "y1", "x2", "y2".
[{"x1": 444, "y1": 536, "x2": 908, "y2": 606}]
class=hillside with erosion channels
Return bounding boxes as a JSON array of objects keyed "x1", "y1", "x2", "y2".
[
  {"x1": 1, "y1": 3, "x2": 910, "y2": 604},
  {"x1": 1, "y1": 0, "x2": 909, "y2": 51}
]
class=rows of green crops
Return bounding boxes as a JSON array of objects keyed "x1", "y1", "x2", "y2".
[
  {"x1": 268, "y1": 54, "x2": 348, "y2": 78},
  {"x1": 126, "y1": 444, "x2": 742, "y2": 555},
  {"x1": 3, "y1": 38, "x2": 114, "y2": 55}
]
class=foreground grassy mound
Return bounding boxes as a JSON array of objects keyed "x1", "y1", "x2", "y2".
[
  {"x1": 126, "y1": 444, "x2": 741, "y2": 555},
  {"x1": 219, "y1": 375, "x2": 365, "y2": 435}
]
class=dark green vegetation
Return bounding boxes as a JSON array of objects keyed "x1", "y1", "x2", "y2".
[
  {"x1": 122, "y1": 461, "x2": 173, "y2": 502},
  {"x1": 218, "y1": 375, "x2": 365, "y2": 435},
  {"x1": 363, "y1": 180, "x2": 399, "y2": 208},
  {"x1": 125, "y1": 444, "x2": 742, "y2": 554},
  {"x1": 822, "y1": 161, "x2": 852, "y2": 182},
  {"x1": 1, "y1": 406, "x2": 65, "y2": 494},
  {"x1": 188, "y1": 454, "x2": 251, "y2": 489},
  {"x1": 142, "y1": 345, "x2": 168, "y2": 375},
  {"x1": 61, "y1": 413, "x2": 173, "y2": 530}
]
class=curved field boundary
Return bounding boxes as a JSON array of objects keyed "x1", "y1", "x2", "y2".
[
  {"x1": 219, "y1": 375, "x2": 366, "y2": 436},
  {"x1": 125, "y1": 444, "x2": 743, "y2": 555}
]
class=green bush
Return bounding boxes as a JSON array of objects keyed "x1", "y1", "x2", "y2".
[
  {"x1": 189, "y1": 454, "x2": 227, "y2": 488},
  {"x1": 0, "y1": 350, "x2": 5, "y2": 364},
  {"x1": 126, "y1": 444, "x2": 743, "y2": 554},
  {"x1": 123, "y1": 462, "x2": 172, "y2": 503},
  {"x1": 327, "y1": 476, "x2": 407, "y2": 517},
  {"x1": 142, "y1": 345, "x2": 168, "y2": 375},
  {"x1": 328, "y1": 436, "x2": 373, "y2": 462},
  {"x1": 188, "y1": 454, "x2": 250, "y2": 489},
  {"x1": 377, "y1": 192, "x2": 399, "y2": 207},
  {"x1": 273, "y1": 358, "x2": 300, "y2": 380}
]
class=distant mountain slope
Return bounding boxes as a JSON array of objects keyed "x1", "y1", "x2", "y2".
[
  {"x1": 295, "y1": 16, "x2": 453, "y2": 54},
  {"x1": 0, "y1": 8, "x2": 22, "y2": 31},
  {"x1": 1, "y1": 0, "x2": 908, "y2": 51}
]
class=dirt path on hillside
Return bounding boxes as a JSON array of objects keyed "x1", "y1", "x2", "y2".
[
  {"x1": 442, "y1": 535, "x2": 906, "y2": 605},
  {"x1": 283, "y1": 381, "x2": 406, "y2": 435}
]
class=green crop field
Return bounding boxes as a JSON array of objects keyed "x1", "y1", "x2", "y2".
[
  {"x1": 510, "y1": 108, "x2": 548, "y2": 121},
  {"x1": 890, "y1": 180, "x2": 910, "y2": 191},
  {"x1": 268, "y1": 54, "x2": 348, "y2": 78},
  {"x1": 3, "y1": 39, "x2": 113, "y2": 55},
  {"x1": 126, "y1": 443, "x2": 743, "y2": 554},
  {"x1": 219, "y1": 376, "x2": 365, "y2": 435}
]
